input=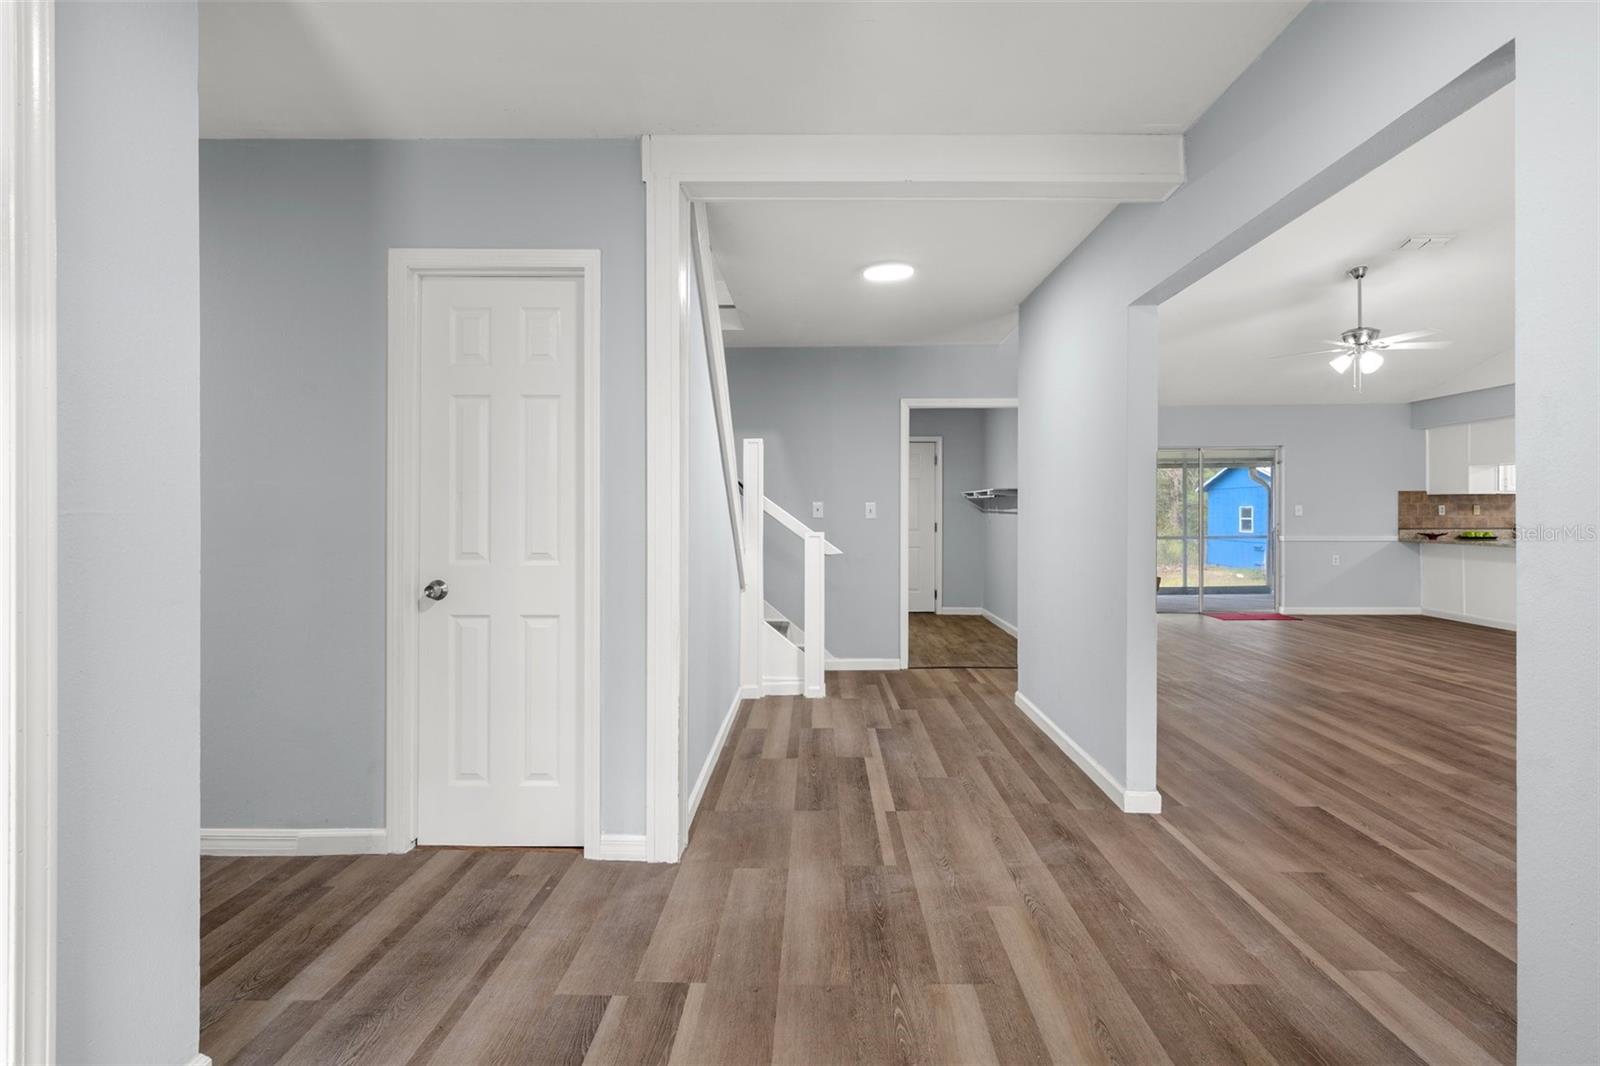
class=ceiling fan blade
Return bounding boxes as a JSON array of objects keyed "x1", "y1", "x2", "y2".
[
  {"x1": 1378, "y1": 329, "x2": 1439, "y2": 345},
  {"x1": 1269, "y1": 347, "x2": 1349, "y2": 361},
  {"x1": 1384, "y1": 340, "x2": 1453, "y2": 350}
]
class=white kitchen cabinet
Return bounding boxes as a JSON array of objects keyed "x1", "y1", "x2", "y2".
[
  {"x1": 1420, "y1": 542, "x2": 1515, "y2": 629},
  {"x1": 1428, "y1": 417, "x2": 1515, "y2": 494},
  {"x1": 1426, "y1": 423, "x2": 1470, "y2": 493}
]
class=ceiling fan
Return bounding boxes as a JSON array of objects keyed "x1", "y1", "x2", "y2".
[{"x1": 1273, "y1": 265, "x2": 1451, "y2": 391}]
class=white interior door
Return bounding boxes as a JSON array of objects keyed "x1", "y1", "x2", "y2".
[
  {"x1": 907, "y1": 439, "x2": 940, "y2": 612},
  {"x1": 417, "y1": 274, "x2": 581, "y2": 845}
]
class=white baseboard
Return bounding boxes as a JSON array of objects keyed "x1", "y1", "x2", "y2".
[
  {"x1": 826, "y1": 657, "x2": 900, "y2": 671},
  {"x1": 686, "y1": 687, "x2": 746, "y2": 828},
  {"x1": 936, "y1": 605, "x2": 983, "y2": 616},
  {"x1": 187, "y1": 1055, "x2": 214, "y2": 1066},
  {"x1": 1012, "y1": 692, "x2": 1161, "y2": 814},
  {"x1": 981, "y1": 609, "x2": 1018, "y2": 638},
  {"x1": 1422, "y1": 608, "x2": 1516, "y2": 631},
  {"x1": 201, "y1": 827, "x2": 388, "y2": 857},
  {"x1": 761, "y1": 678, "x2": 802, "y2": 696},
  {"x1": 586, "y1": 833, "x2": 648, "y2": 862},
  {"x1": 1278, "y1": 606, "x2": 1422, "y2": 616}
]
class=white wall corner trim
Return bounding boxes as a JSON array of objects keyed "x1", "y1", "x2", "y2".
[
  {"x1": 1013, "y1": 692, "x2": 1162, "y2": 814},
  {"x1": 589, "y1": 834, "x2": 649, "y2": 862},
  {"x1": 685, "y1": 688, "x2": 745, "y2": 831},
  {"x1": 385, "y1": 248, "x2": 603, "y2": 858},
  {"x1": 981, "y1": 609, "x2": 1019, "y2": 638},
  {"x1": 200, "y1": 829, "x2": 389, "y2": 857},
  {"x1": 825, "y1": 657, "x2": 903, "y2": 672},
  {"x1": 3, "y1": 0, "x2": 57, "y2": 1060}
]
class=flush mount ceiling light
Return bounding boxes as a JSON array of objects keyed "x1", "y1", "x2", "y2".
[
  {"x1": 862, "y1": 262, "x2": 915, "y2": 283},
  {"x1": 1272, "y1": 265, "x2": 1452, "y2": 392}
]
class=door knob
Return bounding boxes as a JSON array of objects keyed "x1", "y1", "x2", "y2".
[{"x1": 423, "y1": 579, "x2": 449, "y2": 601}]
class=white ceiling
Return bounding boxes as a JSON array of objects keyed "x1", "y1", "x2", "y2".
[
  {"x1": 200, "y1": 1, "x2": 1303, "y2": 139},
  {"x1": 708, "y1": 199, "x2": 1114, "y2": 347},
  {"x1": 1159, "y1": 86, "x2": 1514, "y2": 406}
]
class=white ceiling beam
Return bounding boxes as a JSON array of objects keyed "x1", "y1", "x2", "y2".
[{"x1": 644, "y1": 134, "x2": 1185, "y2": 203}]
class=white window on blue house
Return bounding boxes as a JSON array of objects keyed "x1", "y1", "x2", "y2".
[{"x1": 1238, "y1": 505, "x2": 1255, "y2": 533}]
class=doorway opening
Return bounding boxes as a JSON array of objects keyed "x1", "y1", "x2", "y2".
[{"x1": 900, "y1": 399, "x2": 1018, "y2": 668}]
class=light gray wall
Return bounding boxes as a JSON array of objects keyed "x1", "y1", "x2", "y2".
[
  {"x1": 685, "y1": 266, "x2": 742, "y2": 794},
  {"x1": 982, "y1": 407, "x2": 1019, "y2": 629},
  {"x1": 1410, "y1": 383, "x2": 1515, "y2": 428},
  {"x1": 1017, "y1": 5, "x2": 1595, "y2": 1057},
  {"x1": 57, "y1": 3, "x2": 201, "y2": 1061},
  {"x1": 728, "y1": 340, "x2": 1017, "y2": 660},
  {"x1": 1159, "y1": 404, "x2": 1424, "y2": 609},
  {"x1": 199, "y1": 140, "x2": 648, "y2": 833},
  {"x1": 909, "y1": 409, "x2": 987, "y2": 610}
]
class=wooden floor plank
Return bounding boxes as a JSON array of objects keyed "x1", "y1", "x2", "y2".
[{"x1": 203, "y1": 614, "x2": 1516, "y2": 1065}]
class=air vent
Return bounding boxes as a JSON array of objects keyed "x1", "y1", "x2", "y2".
[{"x1": 1397, "y1": 234, "x2": 1456, "y2": 251}]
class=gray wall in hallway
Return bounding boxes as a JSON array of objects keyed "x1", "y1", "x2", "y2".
[
  {"x1": 685, "y1": 265, "x2": 743, "y2": 797},
  {"x1": 1016, "y1": 4, "x2": 1594, "y2": 1056},
  {"x1": 727, "y1": 340, "x2": 1018, "y2": 661},
  {"x1": 199, "y1": 140, "x2": 648, "y2": 833},
  {"x1": 1158, "y1": 404, "x2": 1424, "y2": 609},
  {"x1": 982, "y1": 407, "x2": 1020, "y2": 629},
  {"x1": 909, "y1": 409, "x2": 988, "y2": 611},
  {"x1": 57, "y1": 3, "x2": 201, "y2": 1061},
  {"x1": 1410, "y1": 383, "x2": 1515, "y2": 429}
]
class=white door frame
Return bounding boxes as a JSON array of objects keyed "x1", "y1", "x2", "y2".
[
  {"x1": 2, "y1": 0, "x2": 57, "y2": 1059},
  {"x1": 900, "y1": 399, "x2": 1018, "y2": 668},
  {"x1": 386, "y1": 249, "x2": 602, "y2": 858},
  {"x1": 906, "y1": 436, "x2": 943, "y2": 615},
  {"x1": 643, "y1": 134, "x2": 1182, "y2": 861}
]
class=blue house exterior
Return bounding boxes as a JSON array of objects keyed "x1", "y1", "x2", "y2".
[{"x1": 1203, "y1": 467, "x2": 1270, "y2": 568}]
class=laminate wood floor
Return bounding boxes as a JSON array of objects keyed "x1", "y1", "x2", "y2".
[
  {"x1": 201, "y1": 614, "x2": 1514, "y2": 1065},
  {"x1": 907, "y1": 612, "x2": 1017, "y2": 668}
]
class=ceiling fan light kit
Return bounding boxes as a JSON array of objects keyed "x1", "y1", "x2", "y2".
[{"x1": 1273, "y1": 263, "x2": 1452, "y2": 392}]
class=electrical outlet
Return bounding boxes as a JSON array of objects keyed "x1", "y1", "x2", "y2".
[
  {"x1": 1438, "y1": 504, "x2": 1447, "y2": 515},
  {"x1": 1293, "y1": 504, "x2": 1304, "y2": 517},
  {"x1": 864, "y1": 502, "x2": 877, "y2": 519},
  {"x1": 1473, "y1": 503, "x2": 1482, "y2": 516},
  {"x1": 1331, "y1": 553, "x2": 1341, "y2": 566},
  {"x1": 811, "y1": 501, "x2": 824, "y2": 519}
]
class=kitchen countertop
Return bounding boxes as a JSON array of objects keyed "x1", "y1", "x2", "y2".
[{"x1": 1399, "y1": 528, "x2": 1517, "y2": 547}]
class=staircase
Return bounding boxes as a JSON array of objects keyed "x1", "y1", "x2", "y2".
[{"x1": 740, "y1": 438, "x2": 840, "y2": 698}]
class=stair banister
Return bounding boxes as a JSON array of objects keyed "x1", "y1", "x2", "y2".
[{"x1": 803, "y1": 531, "x2": 826, "y2": 698}]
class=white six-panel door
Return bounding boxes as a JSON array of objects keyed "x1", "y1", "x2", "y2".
[
  {"x1": 416, "y1": 275, "x2": 581, "y2": 845},
  {"x1": 907, "y1": 439, "x2": 939, "y2": 612}
]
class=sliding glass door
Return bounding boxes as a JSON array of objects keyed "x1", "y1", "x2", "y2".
[{"x1": 1156, "y1": 447, "x2": 1280, "y2": 613}]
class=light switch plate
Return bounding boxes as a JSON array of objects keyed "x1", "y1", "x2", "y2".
[
  {"x1": 1293, "y1": 504, "x2": 1304, "y2": 517},
  {"x1": 864, "y1": 502, "x2": 877, "y2": 519},
  {"x1": 811, "y1": 501, "x2": 824, "y2": 519}
]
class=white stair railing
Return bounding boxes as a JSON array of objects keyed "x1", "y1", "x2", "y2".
[{"x1": 740, "y1": 437, "x2": 839, "y2": 699}]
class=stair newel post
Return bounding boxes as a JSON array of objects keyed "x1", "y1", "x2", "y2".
[
  {"x1": 803, "y1": 530, "x2": 826, "y2": 698},
  {"x1": 740, "y1": 438, "x2": 765, "y2": 693}
]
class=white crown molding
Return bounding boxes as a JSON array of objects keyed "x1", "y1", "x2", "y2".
[
  {"x1": 1013, "y1": 691, "x2": 1161, "y2": 814},
  {"x1": 201, "y1": 828, "x2": 388, "y2": 857}
]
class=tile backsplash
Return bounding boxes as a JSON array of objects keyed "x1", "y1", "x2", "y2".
[{"x1": 1398, "y1": 490, "x2": 1516, "y2": 530}]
